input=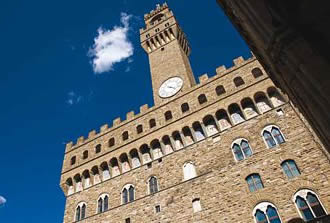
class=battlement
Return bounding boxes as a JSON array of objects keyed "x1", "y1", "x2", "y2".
[
  {"x1": 144, "y1": 3, "x2": 168, "y2": 20},
  {"x1": 65, "y1": 54, "x2": 255, "y2": 151}
]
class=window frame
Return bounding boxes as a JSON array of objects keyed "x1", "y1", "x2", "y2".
[
  {"x1": 246, "y1": 174, "x2": 264, "y2": 192},
  {"x1": 148, "y1": 176, "x2": 159, "y2": 194},
  {"x1": 281, "y1": 160, "x2": 301, "y2": 179},
  {"x1": 261, "y1": 125, "x2": 286, "y2": 149},
  {"x1": 231, "y1": 138, "x2": 253, "y2": 161},
  {"x1": 253, "y1": 202, "x2": 282, "y2": 223},
  {"x1": 122, "y1": 184, "x2": 135, "y2": 204},
  {"x1": 75, "y1": 202, "x2": 87, "y2": 222},
  {"x1": 293, "y1": 189, "x2": 327, "y2": 221},
  {"x1": 96, "y1": 193, "x2": 109, "y2": 214}
]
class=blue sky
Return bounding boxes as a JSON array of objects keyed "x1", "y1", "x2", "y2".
[{"x1": 0, "y1": 0, "x2": 250, "y2": 222}]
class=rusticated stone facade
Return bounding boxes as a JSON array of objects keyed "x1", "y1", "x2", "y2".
[{"x1": 60, "y1": 3, "x2": 330, "y2": 223}]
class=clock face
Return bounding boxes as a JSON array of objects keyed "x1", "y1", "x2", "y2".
[{"x1": 158, "y1": 77, "x2": 184, "y2": 98}]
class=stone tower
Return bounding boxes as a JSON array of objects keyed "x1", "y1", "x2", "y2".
[
  {"x1": 60, "y1": 3, "x2": 330, "y2": 223},
  {"x1": 140, "y1": 3, "x2": 195, "y2": 105}
]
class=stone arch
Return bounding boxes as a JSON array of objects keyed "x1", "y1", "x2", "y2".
[
  {"x1": 129, "y1": 149, "x2": 141, "y2": 168},
  {"x1": 100, "y1": 161, "x2": 111, "y2": 181},
  {"x1": 82, "y1": 170, "x2": 91, "y2": 189},
  {"x1": 172, "y1": 131, "x2": 184, "y2": 150},
  {"x1": 192, "y1": 121, "x2": 206, "y2": 141},
  {"x1": 91, "y1": 165, "x2": 101, "y2": 185},
  {"x1": 241, "y1": 97, "x2": 258, "y2": 118},
  {"x1": 140, "y1": 144, "x2": 152, "y2": 164},
  {"x1": 234, "y1": 76, "x2": 245, "y2": 87},
  {"x1": 73, "y1": 173, "x2": 82, "y2": 192},
  {"x1": 254, "y1": 91, "x2": 272, "y2": 113},
  {"x1": 110, "y1": 157, "x2": 120, "y2": 177},
  {"x1": 162, "y1": 135, "x2": 174, "y2": 154},
  {"x1": 267, "y1": 87, "x2": 286, "y2": 107},
  {"x1": 182, "y1": 126, "x2": 194, "y2": 145},
  {"x1": 215, "y1": 109, "x2": 232, "y2": 131},
  {"x1": 151, "y1": 139, "x2": 163, "y2": 159},
  {"x1": 119, "y1": 153, "x2": 131, "y2": 173},
  {"x1": 228, "y1": 103, "x2": 245, "y2": 124},
  {"x1": 203, "y1": 115, "x2": 219, "y2": 136},
  {"x1": 252, "y1": 67, "x2": 263, "y2": 78}
]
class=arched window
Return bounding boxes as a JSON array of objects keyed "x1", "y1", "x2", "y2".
[
  {"x1": 136, "y1": 125, "x2": 143, "y2": 134},
  {"x1": 129, "y1": 149, "x2": 141, "y2": 168},
  {"x1": 74, "y1": 174, "x2": 82, "y2": 192},
  {"x1": 252, "y1": 68, "x2": 263, "y2": 78},
  {"x1": 162, "y1": 135, "x2": 174, "y2": 154},
  {"x1": 281, "y1": 160, "x2": 300, "y2": 179},
  {"x1": 165, "y1": 111, "x2": 173, "y2": 121},
  {"x1": 149, "y1": 119, "x2": 156, "y2": 128},
  {"x1": 181, "y1": 103, "x2": 190, "y2": 113},
  {"x1": 228, "y1": 104, "x2": 245, "y2": 124},
  {"x1": 246, "y1": 174, "x2": 264, "y2": 192},
  {"x1": 182, "y1": 127, "x2": 194, "y2": 145},
  {"x1": 83, "y1": 151, "x2": 88, "y2": 159},
  {"x1": 215, "y1": 85, "x2": 226, "y2": 96},
  {"x1": 203, "y1": 115, "x2": 219, "y2": 136},
  {"x1": 122, "y1": 184, "x2": 135, "y2": 204},
  {"x1": 140, "y1": 144, "x2": 152, "y2": 164},
  {"x1": 108, "y1": 138, "x2": 115, "y2": 148},
  {"x1": 255, "y1": 92, "x2": 272, "y2": 113},
  {"x1": 97, "y1": 194, "x2": 109, "y2": 214},
  {"x1": 71, "y1": 156, "x2": 76, "y2": 165},
  {"x1": 110, "y1": 158, "x2": 120, "y2": 177},
  {"x1": 66, "y1": 178, "x2": 74, "y2": 195},
  {"x1": 119, "y1": 153, "x2": 131, "y2": 173},
  {"x1": 267, "y1": 87, "x2": 285, "y2": 107},
  {"x1": 172, "y1": 131, "x2": 184, "y2": 150},
  {"x1": 262, "y1": 125, "x2": 285, "y2": 148},
  {"x1": 232, "y1": 139, "x2": 253, "y2": 161},
  {"x1": 234, "y1": 76, "x2": 245, "y2": 87},
  {"x1": 183, "y1": 162, "x2": 197, "y2": 180},
  {"x1": 100, "y1": 162, "x2": 111, "y2": 180},
  {"x1": 192, "y1": 122, "x2": 206, "y2": 141},
  {"x1": 151, "y1": 139, "x2": 163, "y2": 159},
  {"x1": 91, "y1": 166, "x2": 101, "y2": 185},
  {"x1": 198, "y1": 94, "x2": 207, "y2": 104},
  {"x1": 122, "y1": 131, "x2": 129, "y2": 141},
  {"x1": 149, "y1": 176, "x2": 159, "y2": 194},
  {"x1": 216, "y1": 109, "x2": 232, "y2": 131},
  {"x1": 82, "y1": 170, "x2": 91, "y2": 189},
  {"x1": 254, "y1": 202, "x2": 282, "y2": 223},
  {"x1": 75, "y1": 202, "x2": 87, "y2": 221},
  {"x1": 241, "y1": 98, "x2": 258, "y2": 118},
  {"x1": 95, "y1": 144, "x2": 101, "y2": 154},
  {"x1": 294, "y1": 190, "x2": 327, "y2": 221}
]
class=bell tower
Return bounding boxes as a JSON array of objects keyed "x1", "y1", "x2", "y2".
[{"x1": 140, "y1": 3, "x2": 196, "y2": 105}]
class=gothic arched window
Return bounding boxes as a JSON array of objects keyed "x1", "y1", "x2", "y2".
[
  {"x1": 232, "y1": 139, "x2": 253, "y2": 161},
  {"x1": 262, "y1": 125, "x2": 285, "y2": 148},
  {"x1": 75, "y1": 202, "x2": 87, "y2": 221},
  {"x1": 254, "y1": 202, "x2": 282, "y2": 223},
  {"x1": 246, "y1": 174, "x2": 264, "y2": 192},
  {"x1": 294, "y1": 189, "x2": 327, "y2": 221},
  {"x1": 97, "y1": 194, "x2": 109, "y2": 214},
  {"x1": 149, "y1": 176, "x2": 159, "y2": 194}
]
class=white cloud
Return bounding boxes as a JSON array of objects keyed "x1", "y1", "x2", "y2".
[
  {"x1": 89, "y1": 13, "x2": 134, "y2": 74},
  {"x1": 66, "y1": 91, "x2": 83, "y2": 105},
  {"x1": 0, "y1": 196, "x2": 6, "y2": 206}
]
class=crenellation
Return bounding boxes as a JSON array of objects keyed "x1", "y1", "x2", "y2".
[
  {"x1": 88, "y1": 130, "x2": 96, "y2": 139},
  {"x1": 216, "y1": 65, "x2": 227, "y2": 75},
  {"x1": 126, "y1": 111, "x2": 135, "y2": 120},
  {"x1": 233, "y1": 56, "x2": 245, "y2": 66},
  {"x1": 100, "y1": 124, "x2": 109, "y2": 133},
  {"x1": 60, "y1": 4, "x2": 330, "y2": 223},
  {"x1": 140, "y1": 104, "x2": 149, "y2": 113},
  {"x1": 198, "y1": 74, "x2": 209, "y2": 83},
  {"x1": 77, "y1": 136, "x2": 84, "y2": 145},
  {"x1": 113, "y1": 117, "x2": 121, "y2": 126}
]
